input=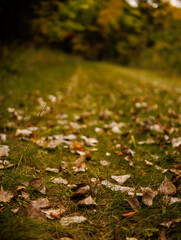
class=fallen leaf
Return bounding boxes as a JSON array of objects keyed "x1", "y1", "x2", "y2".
[
  {"x1": 60, "y1": 238, "x2": 74, "y2": 240},
  {"x1": 172, "y1": 137, "x2": 181, "y2": 148},
  {"x1": 158, "y1": 177, "x2": 176, "y2": 195},
  {"x1": 42, "y1": 206, "x2": 65, "y2": 219},
  {"x1": 101, "y1": 180, "x2": 142, "y2": 196},
  {"x1": 0, "y1": 145, "x2": 10, "y2": 157},
  {"x1": 20, "y1": 191, "x2": 30, "y2": 200},
  {"x1": 160, "y1": 218, "x2": 181, "y2": 228},
  {"x1": 0, "y1": 134, "x2": 6, "y2": 142},
  {"x1": 29, "y1": 178, "x2": 46, "y2": 194},
  {"x1": 121, "y1": 211, "x2": 137, "y2": 217},
  {"x1": 78, "y1": 196, "x2": 97, "y2": 206},
  {"x1": 144, "y1": 160, "x2": 153, "y2": 166},
  {"x1": 0, "y1": 186, "x2": 14, "y2": 202},
  {"x1": 60, "y1": 216, "x2": 87, "y2": 226},
  {"x1": 73, "y1": 155, "x2": 87, "y2": 172},
  {"x1": 141, "y1": 187, "x2": 157, "y2": 206},
  {"x1": 15, "y1": 129, "x2": 33, "y2": 136},
  {"x1": 73, "y1": 141, "x2": 83, "y2": 151},
  {"x1": 126, "y1": 238, "x2": 138, "y2": 240},
  {"x1": 70, "y1": 185, "x2": 90, "y2": 200},
  {"x1": 12, "y1": 207, "x2": 19, "y2": 214},
  {"x1": 52, "y1": 177, "x2": 68, "y2": 185},
  {"x1": 26, "y1": 198, "x2": 50, "y2": 218},
  {"x1": 46, "y1": 167, "x2": 59, "y2": 173},
  {"x1": 163, "y1": 196, "x2": 181, "y2": 205},
  {"x1": 138, "y1": 139, "x2": 155, "y2": 145},
  {"x1": 100, "y1": 160, "x2": 109, "y2": 166},
  {"x1": 127, "y1": 196, "x2": 140, "y2": 211},
  {"x1": 111, "y1": 174, "x2": 131, "y2": 185},
  {"x1": 159, "y1": 228, "x2": 166, "y2": 240},
  {"x1": 17, "y1": 186, "x2": 26, "y2": 191},
  {"x1": 0, "y1": 160, "x2": 14, "y2": 169},
  {"x1": 81, "y1": 136, "x2": 98, "y2": 146}
]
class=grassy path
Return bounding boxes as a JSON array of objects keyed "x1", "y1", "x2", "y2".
[{"x1": 0, "y1": 48, "x2": 181, "y2": 240}]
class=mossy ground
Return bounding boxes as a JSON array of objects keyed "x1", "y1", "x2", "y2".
[{"x1": 0, "y1": 47, "x2": 181, "y2": 240}]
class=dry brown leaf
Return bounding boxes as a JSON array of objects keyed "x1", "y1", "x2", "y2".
[
  {"x1": 158, "y1": 177, "x2": 176, "y2": 195},
  {"x1": 141, "y1": 187, "x2": 157, "y2": 206},
  {"x1": 126, "y1": 238, "x2": 138, "y2": 240},
  {"x1": 60, "y1": 238, "x2": 74, "y2": 240},
  {"x1": 78, "y1": 196, "x2": 97, "y2": 206},
  {"x1": 17, "y1": 186, "x2": 26, "y2": 191},
  {"x1": 26, "y1": 198, "x2": 50, "y2": 219},
  {"x1": 0, "y1": 186, "x2": 14, "y2": 203},
  {"x1": 160, "y1": 218, "x2": 181, "y2": 228},
  {"x1": 70, "y1": 185, "x2": 90, "y2": 200},
  {"x1": 73, "y1": 155, "x2": 87, "y2": 172},
  {"x1": 73, "y1": 141, "x2": 84, "y2": 151},
  {"x1": 29, "y1": 178, "x2": 46, "y2": 194},
  {"x1": 127, "y1": 196, "x2": 140, "y2": 211},
  {"x1": 159, "y1": 228, "x2": 166, "y2": 240},
  {"x1": 21, "y1": 191, "x2": 30, "y2": 200},
  {"x1": 121, "y1": 211, "x2": 137, "y2": 217},
  {"x1": 42, "y1": 207, "x2": 65, "y2": 219}
]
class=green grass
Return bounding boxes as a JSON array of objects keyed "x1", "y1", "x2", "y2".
[{"x1": 0, "y1": 47, "x2": 181, "y2": 240}]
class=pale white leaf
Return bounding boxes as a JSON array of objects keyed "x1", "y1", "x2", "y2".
[{"x1": 60, "y1": 216, "x2": 87, "y2": 226}]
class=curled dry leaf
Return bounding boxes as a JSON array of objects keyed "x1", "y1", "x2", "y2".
[
  {"x1": 127, "y1": 196, "x2": 140, "y2": 211},
  {"x1": 0, "y1": 160, "x2": 14, "y2": 170},
  {"x1": 158, "y1": 177, "x2": 176, "y2": 195},
  {"x1": 0, "y1": 186, "x2": 14, "y2": 203},
  {"x1": 42, "y1": 206, "x2": 65, "y2": 219},
  {"x1": 52, "y1": 177, "x2": 68, "y2": 185},
  {"x1": 141, "y1": 187, "x2": 157, "y2": 206},
  {"x1": 29, "y1": 178, "x2": 46, "y2": 194},
  {"x1": 73, "y1": 155, "x2": 87, "y2": 172},
  {"x1": 0, "y1": 145, "x2": 10, "y2": 157},
  {"x1": 70, "y1": 185, "x2": 90, "y2": 200},
  {"x1": 111, "y1": 174, "x2": 131, "y2": 185},
  {"x1": 160, "y1": 218, "x2": 181, "y2": 228},
  {"x1": 73, "y1": 141, "x2": 84, "y2": 151},
  {"x1": 78, "y1": 196, "x2": 97, "y2": 206},
  {"x1": 60, "y1": 216, "x2": 87, "y2": 226},
  {"x1": 17, "y1": 186, "x2": 26, "y2": 191},
  {"x1": 121, "y1": 211, "x2": 137, "y2": 217}
]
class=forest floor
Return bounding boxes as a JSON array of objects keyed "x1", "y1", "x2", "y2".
[{"x1": 0, "y1": 47, "x2": 181, "y2": 240}]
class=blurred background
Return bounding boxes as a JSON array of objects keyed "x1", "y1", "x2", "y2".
[{"x1": 0, "y1": 0, "x2": 181, "y2": 75}]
